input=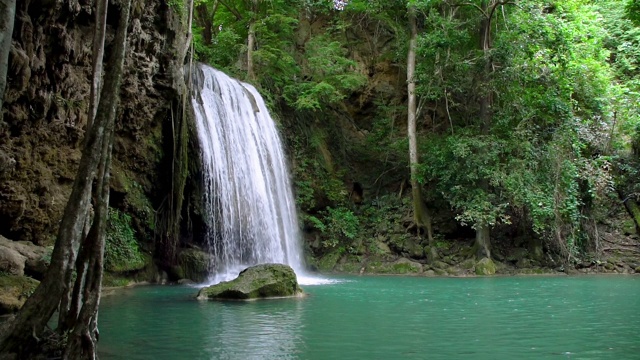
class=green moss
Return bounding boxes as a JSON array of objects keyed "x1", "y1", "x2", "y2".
[
  {"x1": 317, "y1": 250, "x2": 342, "y2": 272},
  {"x1": 334, "y1": 259, "x2": 362, "y2": 273},
  {"x1": 102, "y1": 273, "x2": 132, "y2": 288},
  {"x1": 197, "y1": 264, "x2": 302, "y2": 300},
  {"x1": 392, "y1": 262, "x2": 421, "y2": 274},
  {"x1": 0, "y1": 275, "x2": 39, "y2": 314},
  {"x1": 461, "y1": 258, "x2": 476, "y2": 270},
  {"x1": 178, "y1": 249, "x2": 210, "y2": 282},
  {"x1": 475, "y1": 258, "x2": 496, "y2": 275}
]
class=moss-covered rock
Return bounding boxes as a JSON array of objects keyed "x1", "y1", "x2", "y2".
[
  {"x1": 196, "y1": 264, "x2": 303, "y2": 300},
  {"x1": 0, "y1": 275, "x2": 39, "y2": 314},
  {"x1": 425, "y1": 246, "x2": 439, "y2": 264},
  {"x1": 317, "y1": 250, "x2": 342, "y2": 272},
  {"x1": 178, "y1": 248, "x2": 211, "y2": 283},
  {"x1": 475, "y1": 257, "x2": 496, "y2": 275},
  {"x1": 461, "y1": 258, "x2": 476, "y2": 270},
  {"x1": 364, "y1": 257, "x2": 422, "y2": 274},
  {"x1": 334, "y1": 256, "x2": 364, "y2": 273},
  {"x1": 392, "y1": 258, "x2": 423, "y2": 274}
]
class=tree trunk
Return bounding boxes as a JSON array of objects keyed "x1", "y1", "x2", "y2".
[
  {"x1": 86, "y1": 0, "x2": 109, "y2": 134},
  {"x1": 474, "y1": 0, "x2": 493, "y2": 259},
  {"x1": 65, "y1": 116, "x2": 115, "y2": 360},
  {"x1": 407, "y1": 6, "x2": 434, "y2": 247},
  {"x1": 0, "y1": 0, "x2": 131, "y2": 355},
  {"x1": 247, "y1": 19, "x2": 256, "y2": 81},
  {"x1": 67, "y1": 0, "x2": 130, "y2": 354},
  {"x1": 0, "y1": 0, "x2": 16, "y2": 123},
  {"x1": 196, "y1": 3, "x2": 213, "y2": 45},
  {"x1": 623, "y1": 197, "x2": 640, "y2": 233},
  {"x1": 475, "y1": 223, "x2": 491, "y2": 258}
]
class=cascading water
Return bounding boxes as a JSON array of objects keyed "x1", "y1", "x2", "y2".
[{"x1": 191, "y1": 64, "x2": 306, "y2": 284}]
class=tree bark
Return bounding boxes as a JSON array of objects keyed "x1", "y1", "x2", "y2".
[
  {"x1": 0, "y1": 0, "x2": 16, "y2": 123},
  {"x1": 407, "y1": 6, "x2": 434, "y2": 247},
  {"x1": 474, "y1": 0, "x2": 494, "y2": 259},
  {"x1": 623, "y1": 197, "x2": 640, "y2": 233},
  {"x1": 475, "y1": 222, "x2": 491, "y2": 258},
  {"x1": 196, "y1": 2, "x2": 215, "y2": 45},
  {"x1": 86, "y1": 0, "x2": 109, "y2": 134},
  {"x1": 65, "y1": 116, "x2": 115, "y2": 360},
  {"x1": 247, "y1": 19, "x2": 256, "y2": 81}
]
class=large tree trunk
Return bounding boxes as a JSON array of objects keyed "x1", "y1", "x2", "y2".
[
  {"x1": 475, "y1": 221, "x2": 491, "y2": 258},
  {"x1": 0, "y1": 0, "x2": 131, "y2": 356},
  {"x1": 407, "y1": 6, "x2": 434, "y2": 248},
  {"x1": 0, "y1": 0, "x2": 16, "y2": 123},
  {"x1": 474, "y1": 0, "x2": 494, "y2": 260},
  {"x1": 59, "y1": 0, "x2": 109, "y2": 328},
  {"x1": 195, "y1": 1, "x2": 220, "y2": 45},
  {"x1": 65, "y1": 117, "x2": 115, "y2": 360}
]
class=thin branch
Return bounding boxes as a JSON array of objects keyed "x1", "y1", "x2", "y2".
[
  {"x1": 218, "y1": 0, "x2": 243, "y2": 21},
  {"x1": 444, "y1": 88, "x2": 454, "y2": 136},
  {"x1": 459, "y1": 2, "x2": 488, "y2": 18}
]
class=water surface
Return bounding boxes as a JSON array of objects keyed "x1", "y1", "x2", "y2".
[{"x1": 99, "y1": 276, "x2": 640, "y2": 359}]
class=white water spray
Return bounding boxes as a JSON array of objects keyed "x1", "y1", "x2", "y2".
[{"x1": 192, "y1": 64, "x2": 331, "y2": 286}]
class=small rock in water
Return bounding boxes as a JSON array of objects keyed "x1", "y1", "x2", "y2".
[{"x1": 196, "y1": 263, "x2": 303, "y2": 300}]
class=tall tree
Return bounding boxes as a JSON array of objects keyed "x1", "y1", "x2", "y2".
[
  {"x1": 407, "y1": 3, "x2": 435, "y2": 250},
  {"x1": 472, "y1": 0, "x2": 509, "y2": 259},
  {"x1": 0, "y1": 0, "x2": 132, "y2": 357}
]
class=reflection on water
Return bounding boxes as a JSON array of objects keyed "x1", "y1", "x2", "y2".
[
  {"x1": 200, "y1": 299, "x2": 304, "y2": 359},
  {"x1": 99, "y1": 276, "x2": 640, "y2": 360}
]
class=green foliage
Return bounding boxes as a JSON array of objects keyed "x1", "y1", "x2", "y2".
[
  {"x1": 312, "y1": 206, "x2": 360, "y2": 249},
  {"x1": 189, "y1": 0, "x2": 635, "y2": 260},
  {"x1": 411, "y1": 0, "x2": 619, "y2": 256},
  {"x1": 105, "y1": 209, "x2": 146, "y2": 273},
  {"x1": 627, "y1": 0, "x2": 640, "y2": 25},
  {"x1": 168, "y1": 0, "x2": 187, "y2": 21},
  {"x1": 284, "y1": 35, "x2": 366, "y2": 110}
]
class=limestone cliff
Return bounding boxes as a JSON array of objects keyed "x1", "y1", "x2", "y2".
[{"x1": 0, "y1": 0, "x2": 187, "y2": 246}]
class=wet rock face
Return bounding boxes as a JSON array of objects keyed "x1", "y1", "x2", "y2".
[
  {"x1": 0, "y1": 0, "x2": 185, "y2": 245},
  {"x1": 197, "y1": 264, "x2": 303, "y2": 300}
]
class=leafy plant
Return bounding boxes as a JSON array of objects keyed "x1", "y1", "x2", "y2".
[{"x1": 105, "y1": 209, "x2": 145, "y2": 273}]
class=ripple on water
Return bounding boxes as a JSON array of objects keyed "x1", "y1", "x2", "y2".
[{"x1": 99, "y1": 276, "x2": 640, "y2": 360}]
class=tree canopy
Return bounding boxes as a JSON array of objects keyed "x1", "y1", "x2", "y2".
[{"x1": 193, "y1": 0, "x2": 639, "y2": 260}]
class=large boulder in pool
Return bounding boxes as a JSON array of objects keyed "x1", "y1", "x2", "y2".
[{"x1": 196, "y1": 263, "x2": 303, "y2": 300}]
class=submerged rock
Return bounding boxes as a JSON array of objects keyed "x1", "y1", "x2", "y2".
[{"x1": 196, "y1": 264, "x2": 303, "y2": 300}]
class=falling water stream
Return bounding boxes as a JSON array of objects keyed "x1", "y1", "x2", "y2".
[{"x1": 192, "y1": 64, "x2": 315, "y2": 284}]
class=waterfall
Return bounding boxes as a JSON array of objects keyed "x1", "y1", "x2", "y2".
[{"x1": 191, "y1": 64, "x2": 305, "y2": 284}]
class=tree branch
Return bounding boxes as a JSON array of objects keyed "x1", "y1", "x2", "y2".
[{"x1": 218, "y1": 0, "x2": 243, "y2": 21}]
